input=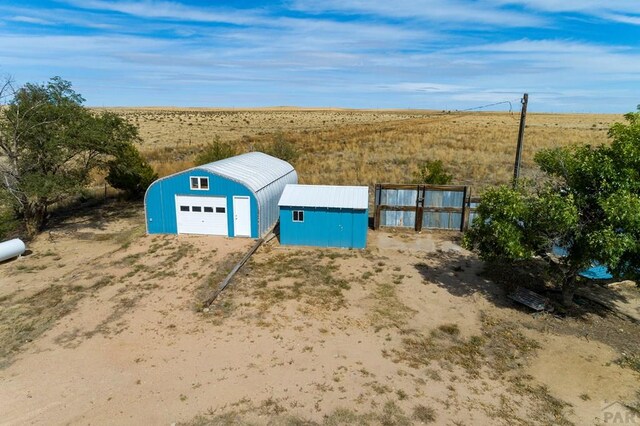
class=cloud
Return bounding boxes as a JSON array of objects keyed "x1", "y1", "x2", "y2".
[
  {"x1": 290, "y1": 0, "x2": 545, "y2": 27},
  {"x1": 379, "y1": 82, "x2": 468, "y2": 93},
  {"x1": 9, "y1": 16, "x2": 52, "y2": 25},
  {"x1": 603, "y1": 13, "x2": 640, "y2": 26},
  {"x1": 453, "y1": 39, "x2": 640, "y2": 77},
  {"x1": 63, "y1": 0, "x2": 266, "y2": 26},
  {"x1": 0, "y1": 5, "x2": 119, "y2": 29},
  {"x1": 490, "y1": 0, "x2": 640, "y2": 25}
]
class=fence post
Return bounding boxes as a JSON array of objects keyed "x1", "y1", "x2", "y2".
[
  {"x1": 460, "y1": 186, "x2": 469, "y2": 232},
  {"x1": 415, "y1": 184, "x2": 424, "y2": 232},
  {"x1": 374, "y1": 184, "x2": 381, "y2": 230}
]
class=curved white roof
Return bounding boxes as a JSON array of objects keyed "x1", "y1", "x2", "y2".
[
  {"x1": 279, "y1": 184, "x2": 369, "y2": 209},
  {"x1": 197, "y1": 152, "x2": 295, "y2": 193}
]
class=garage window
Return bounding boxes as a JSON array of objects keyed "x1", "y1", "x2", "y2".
[
  {"x1": 192, "y1": 206, "x2": 202, "y2": 212},
  {"x1": 204, "y1": 207, "x2": 214, "y2": 213},
  {"x1": 190, "y1": 176, "x2": 209, "y2": 190},
  {"x1": 216, "y1": 207, "x2": 226, "y2": 213},
  {"x1": 180, "y1": 205, "x2": 189, "y2": 212},
  {"x1": 293, "y1": 210, "x2": 304, "y2": 222}
]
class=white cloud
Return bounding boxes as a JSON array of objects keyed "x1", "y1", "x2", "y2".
[
  {"x1": 290, "y1": 0, "x2": 545, "y2": 27},
  {"x1": 490, "y1": 0, "x2": 640, "y2": 24},
  {"x1": 64, "y1": 0, "x2": 266, "y2": 25},
  {"x1": 379, "y1": 82, "x2": 468, "y2": 93},
  {"x1": 9, "y1": 16, "x2": 52, "y2": 25}
]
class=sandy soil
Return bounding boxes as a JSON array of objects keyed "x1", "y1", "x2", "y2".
[{"x1": 0, "y1": 205, "x2": 638, "y2": 425}]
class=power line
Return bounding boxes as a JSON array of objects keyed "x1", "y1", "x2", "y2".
[{"x1": 458, "y1": 100, "x2": 515, "y2": 113}]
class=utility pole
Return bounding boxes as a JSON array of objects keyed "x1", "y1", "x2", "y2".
[{"x1": 513, "y1": 93, "x2": 528, "y2": 187}]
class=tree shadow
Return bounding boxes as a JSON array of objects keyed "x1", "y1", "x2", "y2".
[
  {"x1": 477, "y1": 258, "x2": 638, "y2": 321},
  {"x1": 45, "y1": 196, "x2": 143, "y2": 233},
  {"x1": 415, "y1": 252, "x2": 639, "y2": 321},
  {"x1": 414, "y1": 251, "x2": 513, "y2": 309}
]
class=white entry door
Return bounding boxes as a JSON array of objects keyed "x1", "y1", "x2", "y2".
[
  {"x1": 175, "y1": 195, "x2": 228, "y2": 235},
  {"x1": 233, "y1": 196, "x2": 251, "y2": 237}
]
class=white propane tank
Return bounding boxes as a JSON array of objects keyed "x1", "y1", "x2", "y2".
[{"x1": 0, "y1": 238, "x2": 26, "y2": 262}]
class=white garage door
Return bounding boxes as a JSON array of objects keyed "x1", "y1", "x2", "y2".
[{"x1": 175, "y1": 195, "x2": 228, "y2": 235}]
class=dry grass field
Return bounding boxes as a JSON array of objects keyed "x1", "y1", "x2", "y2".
[{"x1": 107, "y1": 107, "x2": 622, "y2": 193}]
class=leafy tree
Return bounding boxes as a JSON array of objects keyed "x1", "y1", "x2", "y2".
[
  {"x1": 465, "y1": 109, "x2": 640, "y2": 305},
  {"x1": 414, "y1": 160, "x2": 453, "y2": 185},
  {"x1": 195, "y1": 136, "x2": 237, "y2": 165},
  {"x1": 0, "y1": 77, "x2": 143, "y2": 235},
  {"x1": 106, "y1": 144, "x2": 157, "y2": 198}
]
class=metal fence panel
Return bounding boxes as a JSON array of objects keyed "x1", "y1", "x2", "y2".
[
  {"x1": 375, "y1": 184, "x2": 471, "y2": 231},
  {"x1": 380, "y1": 210, "x2": 416, "y2": 228},
  {"x1": 423, "y1": 211, "x2": 462, "y2": 229},
  {"x1": 379, "y1": 188, "x2": 418, "y2": 228},
  {"x1": 468, "y1": 201, "x2": 479, "y2": 225},
  {"x1": 424, "y1": 190, "x2": 463, "y2": 207},
  {"x1": 380, "y1": 188, "x2": 417, "y2": 206}
]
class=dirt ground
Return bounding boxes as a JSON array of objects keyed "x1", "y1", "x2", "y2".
[{"x1": 1, "y1": 202, "x2": 639, "y2": 425}]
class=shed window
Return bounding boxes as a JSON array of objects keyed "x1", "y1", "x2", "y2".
[
  {"x1": 179, "y1": 206, "x2": 189, "y2": 212},
  {"x1": 292, "y1": 210, "x2": 304, "y2": 222},
  {"x1": 190, "y1": 176, "x2": 209, "y2": 190}
]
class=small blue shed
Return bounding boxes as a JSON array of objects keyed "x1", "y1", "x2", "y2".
[
  {"x1": 278, "y1": 184, "x2": 369, "y2": 249},
  {"x1": 144, "y1": 152, "x2": 297, "y2": 238}
]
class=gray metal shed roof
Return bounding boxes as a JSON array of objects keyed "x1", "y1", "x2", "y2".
[
  {"x1": 278, "y1": 184, "x2": 369, "y2": 209},
  {"x1": 197, "y1": 152, "x2": 295, "y2": 192}
]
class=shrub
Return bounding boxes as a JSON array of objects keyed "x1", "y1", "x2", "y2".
[
  {"x1": 263, "y1": 132, "x2": 299, "y2": 163},
  {"x1": 415, "y1": 160, "x2": 453, "y2": 185},
  {"x1": 195, "y1": 137, "x2": 237, "y2": 165},
  {"x1": 106, "y1": 144, "x2": 157, "y2": 198}
]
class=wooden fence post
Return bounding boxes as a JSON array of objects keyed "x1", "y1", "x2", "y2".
[
  {"x1": 460, "y1": 186, "x2": 469, "y2": 231},
  {"x1": 374, "y1": 184, "x2": 381, "y2": 230},
  {"x1": 415, "y1": 184, "x2": 424, "y2": 232}
]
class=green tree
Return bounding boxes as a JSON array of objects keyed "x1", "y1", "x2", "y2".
[
  {"x1": 465, "y1": 109, "x2": 640, "y2": 305},
  {"x1": 414, "y1": 160, "x2": 453, "y2": 185},
  {"x1": 194, "y1": 136, "x2": 237, "y2": 165},
  {"x1": 106, "y1": 144, "x2": 157, "y2": 199},
  {"x1": 0, "y1": 77, "x2": 142, "y2": 235}
]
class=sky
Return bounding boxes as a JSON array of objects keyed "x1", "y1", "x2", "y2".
[{"x1": 1, "y1": 1, "x2": 640, "y2": 112}]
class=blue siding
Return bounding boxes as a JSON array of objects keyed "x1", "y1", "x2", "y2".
[
  {"x1": 280, "y1": 206, "x2": 368, "y2": 249},
  {"x1": 145, "y1": 170, "x2": 259, "y2": 237}
]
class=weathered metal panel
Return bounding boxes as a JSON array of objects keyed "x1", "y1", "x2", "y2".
[
  {"x1": 380, "y1": 210, "x2": 416, "y2": 228},
  {"x1": 423, "y1": 190, "x2": 464, "y2": 229},
  {"x1": 468, "y1": 201, "x2": 480, "y2": 225},
  {"x1": 380, "y1": 188, "x2": 417, "y2": 207},
  {"x1": 423, "y1": 211, "x2": 462, "y2": 230},
  {"x1": 379, "y1": 188, "x2": 418, "y2": 228}
]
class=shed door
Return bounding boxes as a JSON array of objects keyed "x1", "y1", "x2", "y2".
[
  {"x1": 175, "y1": 195, "x2": 228, "y2": 236},
  {"x1": 233, "y1": 196, "x2": 251, "y2": 237}
]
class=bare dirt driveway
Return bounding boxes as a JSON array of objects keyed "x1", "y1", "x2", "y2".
[{"x1": 1, "y1": 203, "x2": 639, "y2": 425}]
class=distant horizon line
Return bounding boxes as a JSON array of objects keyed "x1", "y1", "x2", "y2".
[{"x1": 88, "y1": 105, "x2": 626, "y2": 115}]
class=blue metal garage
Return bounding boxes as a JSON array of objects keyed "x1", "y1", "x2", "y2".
[
  {"x1": 278, "y1": 184, "x2": 369, "y2": 249},
  {"x1": 144, "y1": 152, "x2": 297, "y2": 238}
]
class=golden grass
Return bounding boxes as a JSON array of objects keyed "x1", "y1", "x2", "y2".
[{"x1": 103, "y1": 108, "x2": 622, "y2": 193}]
